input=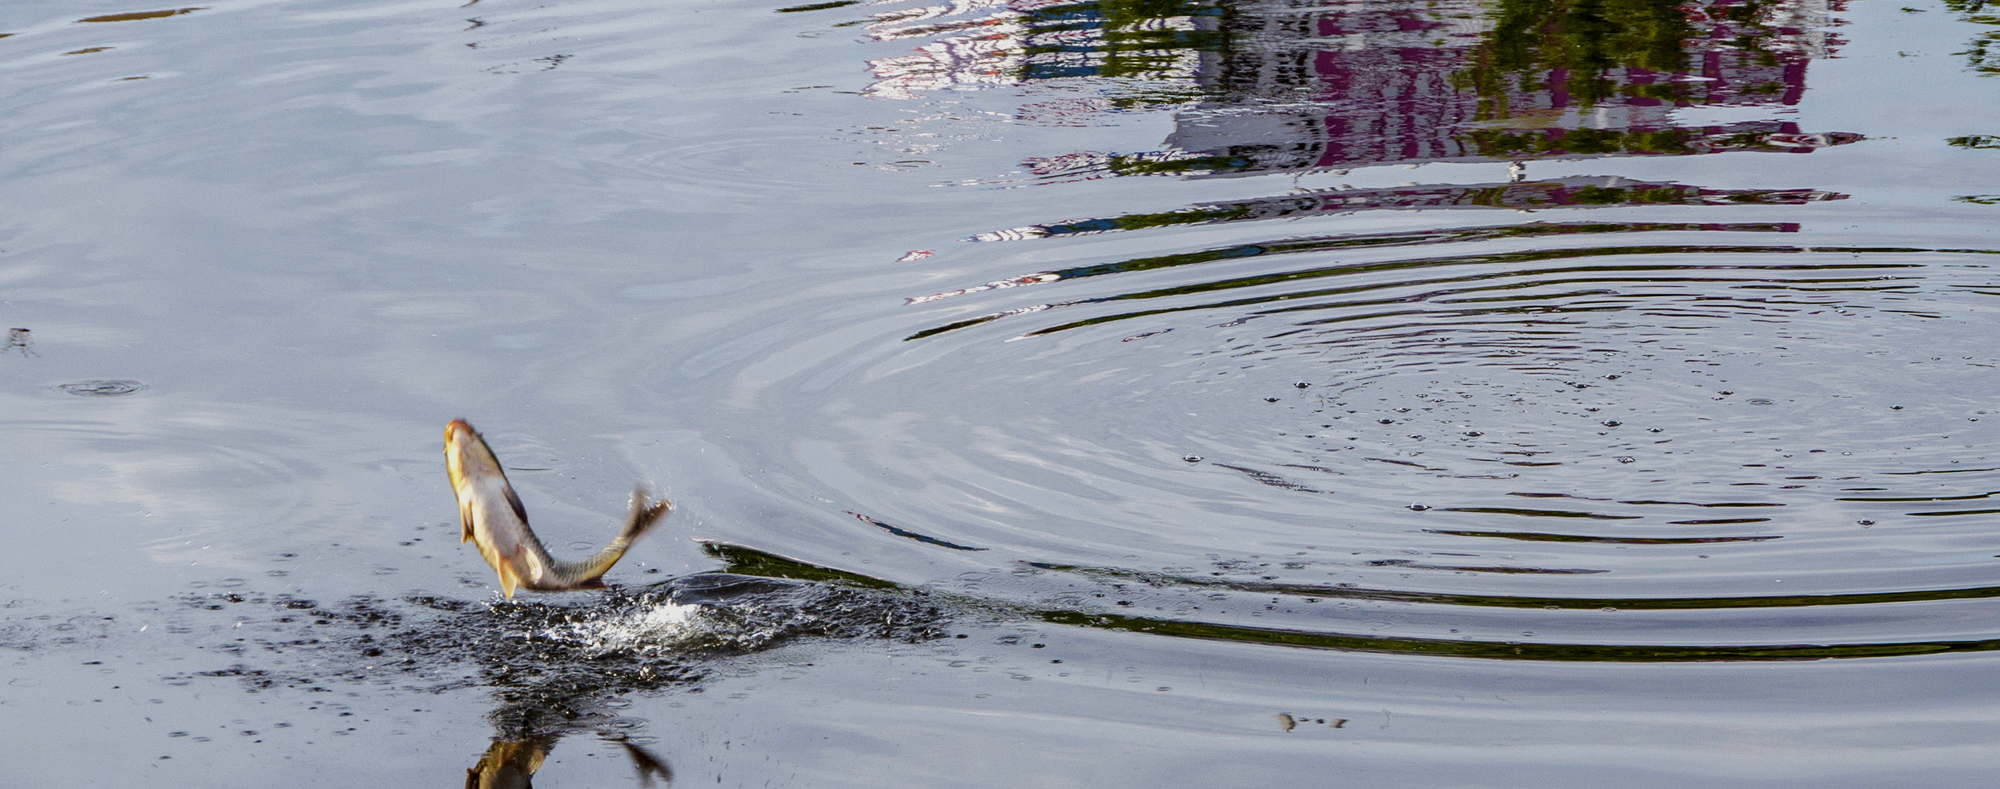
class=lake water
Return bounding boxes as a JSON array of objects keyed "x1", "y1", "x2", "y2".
[{"x1": 5, "y1": 0, "x2": 2000, "y2": 784}]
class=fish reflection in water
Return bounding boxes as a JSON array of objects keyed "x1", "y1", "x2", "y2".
[{"x1": 465, "y1": 727, "x2": 670, "y2": 789}]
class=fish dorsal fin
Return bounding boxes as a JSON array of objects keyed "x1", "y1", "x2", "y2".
[{"x1": 503, "y1": 483, "x2": 530, "y2": 526}]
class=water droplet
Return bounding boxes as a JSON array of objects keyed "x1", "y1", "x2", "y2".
[
  {"x1": 1616, "y1": 456, "x2": 1635, "y2": 464},
  {"x1": 1602, "y1": 420, "x2": 1622, "y2": 427},
  {"x1": 1719, "y1": 390, "x2": 1735, "y2": 395},
  {"x1": 1294, "y1": 382, "x2": 1311, "y2": 389},
  {"x1": 1182, "y1": 455, "x2": 1203, "y2": 463},
  {"x1": 1264, "y1": 397, "x2": 1280, "y2": 403},
  {"x1": 1858, "y1": 519, "x2": 1875, "y2": 526},
  {"x1": 1407, "y1": 503, "x2": 1430, "y2": 512},
  {"x1": 59, "y1": 379, "x2": 145, "y2": 396},
  {"x1": 1463, "y1": 431, "x2": 1483, "y2": 437}
]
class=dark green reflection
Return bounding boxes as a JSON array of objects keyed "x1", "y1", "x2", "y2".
[
  {"x1": 76, "y1": 7, "x2": 204, "y2": 23},
  {"x1": 703, "y1": 540, "x2": 902, "y2": 589},
  {"x1": 969, "y1": 180, "x2": 1837, "y2": 240},
  {"x1": 704, "y1": 541, "x2": 2000, "y2": 662},
  {"x1": 1456, "y1": 0, "x2": 1808, "y2": 115},
  {"x1": 1944, "y1": 0, "x2": 2000, "y2": 75},
  {"x1": 777, "y1": 0, "x2": 861, "y2": 11},
  {"x1": 1422, "y1": 528, "x2": 1775, "y2": 543}
]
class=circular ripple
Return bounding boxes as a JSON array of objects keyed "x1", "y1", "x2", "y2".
[
  {"x1": 737, "y1": 234, "x2": 2000, "y2": 599},
  {"x1": 58, "y1": 379, "x2": 147, "y2": 396}
]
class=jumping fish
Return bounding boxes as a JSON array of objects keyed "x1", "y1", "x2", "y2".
[{"x1": 445, "y1": 419, "x2": 672, "y2": 598}]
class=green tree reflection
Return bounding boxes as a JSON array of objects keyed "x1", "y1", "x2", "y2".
[
  {"x1": 1457, "y1": 0, "x2": 1804, "y2": 118},
  {"x1": 1944, "y1": 0, "x2": 2000, "y2": 74}
]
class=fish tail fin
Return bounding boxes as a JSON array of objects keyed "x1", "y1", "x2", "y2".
[
  {"x1": 550, "y1": 486, "x2": 671, "y2": 587},
  {"x1": 617, "y1": 485, "x2": 674, "y2": 545}
]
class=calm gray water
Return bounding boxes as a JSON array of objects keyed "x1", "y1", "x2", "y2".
[{"x1": 5, "y1": 0, "x2": 2000, "y2": 784}]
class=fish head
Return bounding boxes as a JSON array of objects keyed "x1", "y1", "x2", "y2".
[{"x1": 445, "y1": 419, "x2": 505, "y2": 491}]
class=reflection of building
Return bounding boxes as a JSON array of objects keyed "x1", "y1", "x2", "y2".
[
  {"x1": 1162, "y1": 0, "x2": 1852, "y2": 173},
  {"x1": 860, "y1": 0, "x2": 1855, "y2": 174},
  {"x1": 864, "y1": 0, "x2": 1218, "y2": 99}
]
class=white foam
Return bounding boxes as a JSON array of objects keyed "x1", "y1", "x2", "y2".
[{"x1": 542, "y1": 602, "x2": 715, "y2": 655}]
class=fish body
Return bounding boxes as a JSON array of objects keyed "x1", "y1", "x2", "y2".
[{"x1": 445, "y1": 419, "x2": 672, "y2": 598}]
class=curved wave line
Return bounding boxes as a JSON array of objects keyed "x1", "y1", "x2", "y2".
[{"x1": 1040, "y1": 609, "x2": 2000, "y2": 662}]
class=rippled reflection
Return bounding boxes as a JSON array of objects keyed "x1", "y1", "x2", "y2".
[
  {"x1": 910, "y1": 241, "x2": 1980, "y2": 338},
  {"x1": 864, "y1": 0, "x2": 1224, "y2": 101},
  {"x1": 1158, "y1": 0, "x2": 1851, "y2": 176},
  {"x1": 964, "y1": 180, "x2": 1839, "y2": 240},
  {"x1": 1946, "y1": 0, "x2": 2000, "y2": 75},
  {"x1": 858, "y1": 0, "x2": 1856, "y2": 171}
]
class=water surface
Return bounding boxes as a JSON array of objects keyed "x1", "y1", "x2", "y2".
[{"x1": 4, "y1": 0, "x2": 2000, "y2": 784}]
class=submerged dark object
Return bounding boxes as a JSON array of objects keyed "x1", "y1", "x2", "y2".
[{"x1": 445, "y1": 419, "x2": 672, "y2": 598}]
